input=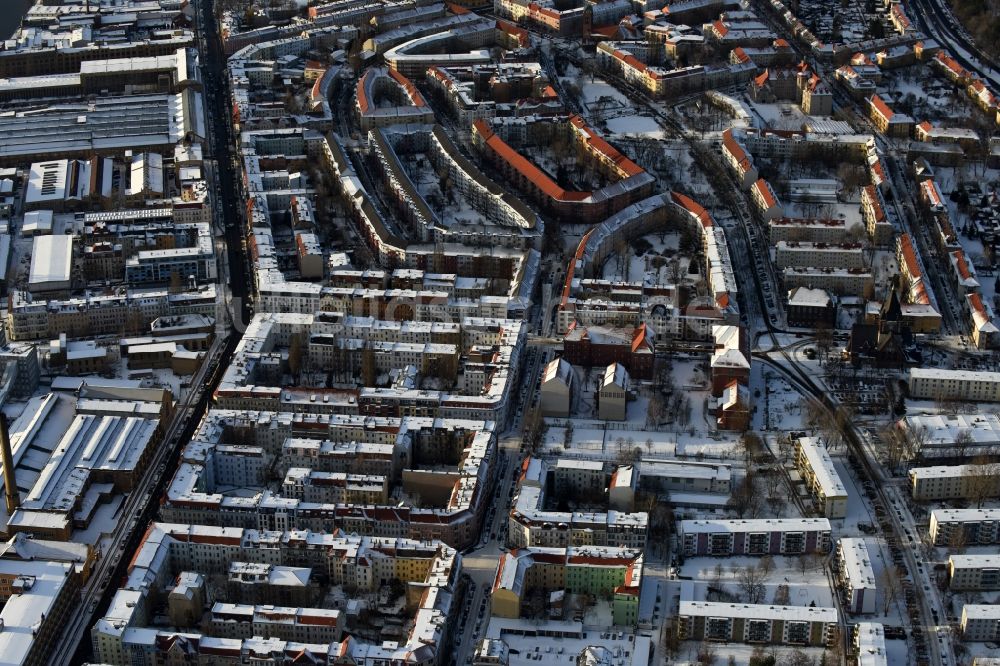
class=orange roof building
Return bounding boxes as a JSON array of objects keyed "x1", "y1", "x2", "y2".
[
  {"x1": 471, "y1": 116, "x2": 654, "y2": 223},
  {"x1": 355, "y1": 67, "x2": 435, "y2": 130}
]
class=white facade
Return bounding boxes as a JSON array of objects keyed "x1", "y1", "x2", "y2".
[
  {"x1": 598, "y1": 362, "x2": 629, "y2": 421},
  {"x1": 836, "y1": 538, "x2": 877, "y2": 614},
  {"x1": 540, "y1": 358, "x2": 573, "y2": 417},
  {"x1": 795, "y1": 437, "x2": 848, "y2": 518},
  {"x1": 909, "y1": 368, "x2": 1000, "y2": 402}
]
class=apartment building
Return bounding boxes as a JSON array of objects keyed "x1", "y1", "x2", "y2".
[
  {"x1": 962, "y1": 605, "x2": 1000, "y2": 641},
  {"x1": 861, "y1": 184, "x2": 893, "y2": 246},
  {"x1": 471, "y1": 116, "x2": 655, "y2": 225},
  {"x1": 679, "y1": 518, "x2": 832, "y2": 556},
  {"x1": 750, "y1": 178, "x2": 784, "y2": 220},
  {"x1": 795, "y1": 438, "x2": 848, "y2": 519},
  {"x1": 7, "y1": 284, "x2": 218, "y2": 341},
  {"x1": 868, "y1": 95, "x2": 913, "y2": 137},
  {"x1": 721, "y1": 128, "x2": 758, "y2": 188},
  {"x1": 786, "y1": 287, "x2": 836, "y2": 327},
  {"x1": 677, "y1": 601, "x2": 838, "y2": 646},
  {"x1": 539, "y1": 357, "x2": 573, "y2": 417},
  {"x1": 835, "y1": 538, "x2": 877, "y2": 614},
  {"x1": 948, "y1": 554, "x2": 1000, "y2": 590},
  {"x1": 558, "y1": 192, "x2": 739, "y2": 340},
  {"x1": 774, "y1": 242, "x2": 865, "y2": 270},
  {"x1": 782, "y1": 267, "x2": 874, "y2": 299},
  {"x1": 163, "y1": 409, "x2": 495, "y2": 549},
  {"x1": 929, "y1": 508, "x2": 1000, "y2": 546},
  {"x1": 637, "y1": 460, "x2": 732, "y2": 497},
  {"x1": 968, "y1": 293, "x2": 1000, "y2": 349},
  {"x1": 280, "y1": 468, "x2": 389, "y2": 505},
  {"x1": 854, "y1": 623, "x2": 888, "y2": 666},
  {"x1": 710, "y1": 325, "x2": 750, "y2": 397},
  {"x1": 598, "y1": 362, "x2": 629, "y2": 421},
  {"x1": 491, "y1": 546, "x2": 643, "y2": 626},
  {"x1": 769, "y1": 217, "x2": 849, "y2": 244},
  {"x1": 910, "y1": 464, "x2": 1000, "y2": 501},
  {"x1": 208, "y1": 602, "x2": 341, "y2": 644},
  {"x1": 0, "y1": 559, "x2": 80, "y2": 665},
  {"x1": 226, "y1": 562, "x2": 314, "y2": 607},
  {"x1": 508, "y1": 458, "x2": 648, "y2": 550},
  {"x1": 552, "y1": 460, "x2": 606, "y2": 496},
  {"x1": 562, "y1": 324, "x2": 655, "y2": 380},
  {"x1": 92, "y1": 524, "x2": 459, "y2": 666},
  {"x1": 909, "y1": 368, "x2": 1000, "y2": 402},
  {"x1": 383, "y1": 23, "x2": 494, "y2": 78}
]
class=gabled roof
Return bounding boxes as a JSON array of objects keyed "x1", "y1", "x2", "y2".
[
  {"x1": 868, "y1": 94, "x2": 894, "y2": 121},
  {"x1": 751, "y1": 178, "x2": 778, "y2": 208},
  {"x1": 601, "y1": 362, "x2": 629, "y2": 389}
]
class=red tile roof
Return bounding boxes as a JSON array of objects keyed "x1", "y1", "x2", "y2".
[
  {"x1": 670, "y1": 191, "x2": 713, "y2": 228},
  {"x1": 869, "y1": 94, "x2": 894, "y2": 122},
  {"x1": 631, "y1": 323, "x2": 650, "y2": 353},
  {"x1": 920, "y1": 180, "x2": 942, "y2": 208},
  {"x1": 898, "y1": 233, "x2": 921, "y2": 278},
  {"x1": 356, "y1": 69, "x2": 373, "y2": 114},
  {"x1": 388, "y1": 68, "x2": 427, "y2": 107},
  {"x1": 863, "y1": 184, "x2": 885, "y2": 221},
  {"x1": 472, "y1": 119, "x2": 588, "y2": 202},
  {"x1": 934, "y1": 52, "x2": 967, "y2": 78},
  {"x1": 722, "y1": 128, "x2": 751, "y2": 172},
  {"x1": 952, "y1": 249, "x2": 973, "y2": 280},
  {"x1": 568, "y1": 114, "x2": 644, "y2": 177},
  {"x1": 752, "y1": 178, "x2": 777, "y2": 208},
  {"x1": 969, "y1": 291, "x2": 987, "y2": 314},
  {"x1": 561, "y1": 228, "x2": 593, "y2": 308},
  {"x1": 497, "y1": 19, "x2": 529, "y2": 46}
]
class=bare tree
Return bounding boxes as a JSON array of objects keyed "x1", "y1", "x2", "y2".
[
  {"x1": 881, "y1": 424, "x2": 906, "y2": 470},
  {"x1": 727, "y1": 472, "x2": 763, "y2": 518},
  {"x1": 614, "y1": 238, "x2": 630, "y2": 279},
  {"x1": 759, "y1": 554, "x2": 776, "y2": 579},
  {"x1": 737, "y1": 564, "x2": 768, "y2": 604},
  {"x1": 966, "y1": 457, "x2": 1000, "y2": 509},
  {"x1": 879, "y1": 565, "x2": 903, "y2": 615},
  {"x1": 780, "y1": 649, "x2": 813, "y2": 666},
  {"x1": 523, "y1": 408, "x2": 546, "y2": 455},
  {"x1": 814, "y1": 320, "x2": 834, "y2": 366},
  {"x1": 646, "y1": 393, "x2": 665, "y2": 430},
  {"x1": 696, "y1": 641, "x2": 717, "y2": 666},
  {"x1": 955, "y1": 428, "x2": 975, "y2": 460},
  {"x1": 738, "y1": 432, "x2": 766, "y2": 463},
  {"x1": 902, "y1": 423, "x2": 930, "y2": 461}
]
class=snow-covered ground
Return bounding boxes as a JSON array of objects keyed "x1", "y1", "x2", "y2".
[
  {"x1": 604, "y1": 115, "x2": 666, "y2": 138},
  {"x1": 599, "y1": 230, "x2": 691, "y2": 284}
]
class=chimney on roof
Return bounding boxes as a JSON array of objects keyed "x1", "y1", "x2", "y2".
[{"x1": 0, "y1": 415, "x2": 18, "y2": 517}]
